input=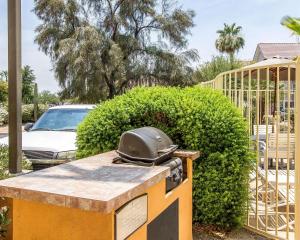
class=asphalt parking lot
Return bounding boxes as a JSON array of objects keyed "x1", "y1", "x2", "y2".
[{"x1": 0, "y1": 133, "x2": 7, "y2": 138}]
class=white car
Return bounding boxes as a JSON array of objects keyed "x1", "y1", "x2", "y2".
[{"x1": 0, "y1": 104, "x2": 95, "y2": 170}]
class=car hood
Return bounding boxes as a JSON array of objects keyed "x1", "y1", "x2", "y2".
[{"x1": 0, "y1": 131, "x2": 77, "y2": 152}]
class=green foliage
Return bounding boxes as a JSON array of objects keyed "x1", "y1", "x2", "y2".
[
  {"x1": 60, "y1": 97, "x2": 81, "y2": 104},
  {"x1": 34, "y1": 0, "x2": 199, "y2": 102},
  {"x1": 281, "y1": 16, "x2": 300, "y2": 36},
  {"x1": 215, "y1": 23, "x2": 245, "y2": 66},
  {"x1": 194, "y1": 56, "x2": 243, "y2": 83},
  {"x1": 22, "y1": 104, "x2": 49, "y2": 123},
  {"x1": 22, "y1": 65, "x2": 36, "y2": 104},
  {"x1": 0, "y1": 144, "x2": 32, "y2": 180},
  {"x1": 1, "y1": 66, "x2": 37, "y2": 104},
  {"x1": 77, "y1": 87, "x2": 252, "y2": 228},
  {"x1": 0, "y1": 106, "x2": 8, "y2": 126},
  {"x1": 38, "y1": 90, "x2": 60, "y2": 105},
  {"x1": 0, "y1": 81, "x2": 8, "y2": 103},
  {"x1": 0, "y1": 205, "x2": 10, "y2": 238},
  {"x1": 0, "y1": 71, "x2": 8, "y2": 82},
  {"x1": 0, "y1": 104, "x2": 49, "y2": 124},
  {"x1": 0, "y1": 145, "x2": 9, "y2": 180}
]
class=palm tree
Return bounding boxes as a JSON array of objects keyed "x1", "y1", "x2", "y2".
[
  {"x1": 281, "y1": 16, "x2": 300, "y2": 36},
  {"x1": 215, "y1": 23, "x2": 245, "y2": 68}
]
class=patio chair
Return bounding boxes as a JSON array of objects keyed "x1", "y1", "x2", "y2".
[
  {"x1": 249, "y1": 200, "x2": 295, "y2": 232},
  {"x1": 253, "y1": 124, "x2": 274, "y2": 136},
  {"x1": 248, "y1": 167, "x2": 295, "y2": 232},
  {"x1": 266, "y1": 133, "x2": 295, "y2": 169}
]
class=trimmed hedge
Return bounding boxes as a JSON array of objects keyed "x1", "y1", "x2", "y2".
[
  {"x1": 0, "y1": 104, "x2": 49, "y2": 125},
  {"x1": 22, "y1": 104, "x2": 49, "y2": 123},
  {"x1": 0, "y1": 106, "x2": 8, "y2": 126},
  {"x1": 77, "y1": 87, "x2": 252, "y2": 228}
]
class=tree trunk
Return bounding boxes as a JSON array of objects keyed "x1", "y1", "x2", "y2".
[
  {"x1": 107, "y1": 83, "x2": 116, "y2": 99},
  {"x1": 229, "y1": 53, "x2": 234, "y2": 70},
  {"x1": 104, "y1": 73, "x2": 116, "y2": 99}
]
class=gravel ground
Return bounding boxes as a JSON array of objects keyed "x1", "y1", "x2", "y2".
[{"x1": 193, "y1": 225, "x2": 269, "y2": 240}]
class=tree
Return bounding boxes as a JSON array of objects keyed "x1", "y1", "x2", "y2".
[
  {"x1": 22, "y1": 65, "x2": 36, "y2": 104},
  {"x1": 0, "y1": 71, "x2": 8, "y2": 103},
  {"x1": 38, "y1": 90, "x2": 60, "y2": 104},
  {"x1": 281, "y1": 16, "x2": 300, "y2": 36},
  {"x1": 0, "y1": 81, "x2": 8, "y2": 103},
  {"x1": 215, "y1": 23, "x2": 245, "y2": 68},
  {"x1": 34, "y1": 0, "x2": 198, "y2": 103},
  {"x1": 0, "y1": 71, "x2": 8, "y2": 82},
  {"x1": 0, "y1": 67, "x2": 36, "y2": 104},
  {"x1": 194, "y1": 56, "x2": 243, "y2": 83}
]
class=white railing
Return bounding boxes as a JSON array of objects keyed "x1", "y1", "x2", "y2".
[{"x1": 201, "y1": 58, "x2": 300, "y2": 240}]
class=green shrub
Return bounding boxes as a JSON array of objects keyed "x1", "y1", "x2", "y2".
[
  {"x1": 0, "y1": 106, "x2": 8, "y2": 126},
  {"x1": 77, "y1": 87, "x2": 252, "y2": 228},
  {"x1": 22, "y1": 104, "x2": 34, "y2": 123},
  {"x1": 0, "y1": 144, "x2": 32, "y2": 180},
  {"x1": 0, "y1": 81, "x2": 8, "y2": 103},
  {"x1": 22, "y1": 104, "x2": 49, "y2": 123},
  {"x1": 0, "y1": 104, "x2": 49, "y2": 124},
  {"x1": 37, "y1": 104, "x2": 49, "y2": 118},
  {"x1": 0, "y1": 205, "x2": 10, "y2": 238}
]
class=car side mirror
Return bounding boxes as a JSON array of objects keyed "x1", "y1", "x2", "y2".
[{"x1": 24, "y1": 123, "x2": 34, "y2": 132}]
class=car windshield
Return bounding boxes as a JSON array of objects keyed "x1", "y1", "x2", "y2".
[{"x1": 31, "y1": 108, "x2": 90, "y2": 131}]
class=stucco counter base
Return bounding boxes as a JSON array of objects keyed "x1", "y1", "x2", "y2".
[{"x1": 0, "y1": 150, "x2": 199, "y2": 240}]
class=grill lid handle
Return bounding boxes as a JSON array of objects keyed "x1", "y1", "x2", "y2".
[
  {"x1": 157, "y1": 145, "x2": 178, "y2": 154},
  {"x1": 116, "y1": 145, "x2": 178, "y2": 163}
]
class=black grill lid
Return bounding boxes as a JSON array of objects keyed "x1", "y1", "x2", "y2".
[{"x1": 117, "y1": 127, "x2": 177, "y2": 164}]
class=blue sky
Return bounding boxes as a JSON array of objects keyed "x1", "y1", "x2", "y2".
[{"x1": 0, "y1": 0, "x2": 299, "y2": 92}]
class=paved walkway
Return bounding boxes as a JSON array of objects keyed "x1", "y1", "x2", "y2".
[
  {"x1": 0, "y1": 125, "x2": 25, "y2": 138},
  {"x1": 0, "y1": 125, "x2": 8, "y2": 132},
  {"x1": 0, "y1": 125, "x2": 8, "y2": 138},
  {"x1": 193, "y1": 227, "x2": 269, "y2": 240}
]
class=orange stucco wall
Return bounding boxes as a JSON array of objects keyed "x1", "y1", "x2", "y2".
[
  {"x1": 11, "y1": 199, "x2": 114, "y2": 240},
  {"x1": 3, "y1": 158, "x2": 193, "y2": 240},
  {"x1": 128, "y1": 158, "x2": 193, "y2": 240}
]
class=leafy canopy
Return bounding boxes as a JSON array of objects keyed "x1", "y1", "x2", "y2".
[
  {"x1": 0, "y1": 71, "x2": 8, "y2": 103},
  {"x1": 38, "y1": 90, "x2": 60, "y2": 105},
  {"x1": 194, "y1": 56, "x2": 243, "y2": 83},
  {"x1": 34, "y1": 0, "x2": 199, "y2": 103},
  {"x1": 0, "y1": 81, "x2": 8, "y2": 104},
  {"x1": 22, "y1": 66, "x2": 36, "y2": 104},
  {"x1": 0, "y1": 66, "x2": 36, "y2": 104},
  {"x1": 215, "y1": 23, "x2": 245, "y2": 65},
  {"x1": 0, "y1": 71, "x2": 8, "y2": 82},
  {"x1": 281, "y1": 16, "x2": 300, "y2": 36}
]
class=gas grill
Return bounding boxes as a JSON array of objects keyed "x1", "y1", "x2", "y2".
[
  {"x1": 23, "y1": 150, "x2": 55, "y2": 160},
  {"x1": 115, "y1": 127, "x2": 183, "y2": 192}
]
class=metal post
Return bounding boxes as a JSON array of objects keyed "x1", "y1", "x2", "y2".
[
  {"x1": 8, "y1": 0, "x2": 22, "y2": 174},
  {"x1": 33, "y1": 83, "x2": 38, "y2": 122},
  {"x1": 241, "y1": 72, "x2": 244, "y2": 114},
  {"x1": 295, "y1": 57, "x2": 300, "y2": 240},
  {"x1": 265, "y1": 67, "x2": 269, "y2": 232},
  {"x1": 275, "y1": 67, "x2": 280, "y2": 236},
  {"x1": 255, "y1": 69, "x2": 260, "y2": 229},
  {"x1": 286, "y1": 65, "x2": 291, "y2": 239}
]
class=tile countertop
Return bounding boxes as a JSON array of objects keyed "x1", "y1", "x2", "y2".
[
  {"x1": 0, "y1": 151, "x2": 170, "y2": 213},
  {"x1": 0, "y1": 150, "x2": 199, "y2": 213}
]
